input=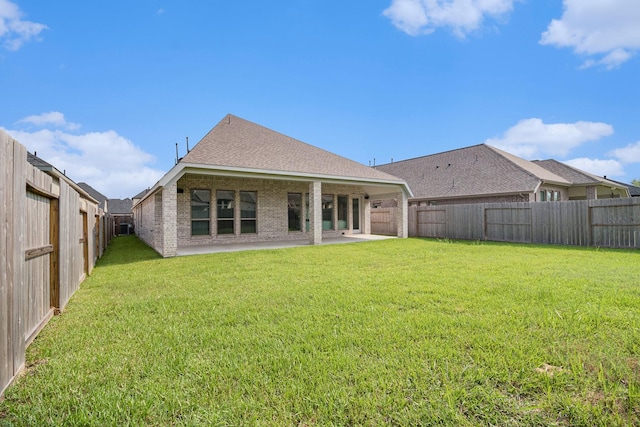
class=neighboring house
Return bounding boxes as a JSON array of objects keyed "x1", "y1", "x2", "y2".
[
  {"x1": 133, "y1": 114, "x2": 412, "y2": 257},
  {"x1": 78, "y1": 182, "x2": 133, "y2": 234},
  {"x1": 375, "y1": 144, "x2": 629, "y2": 206},
  {"x1": 107, "y1": 198, "x2": 134, "y2": 235},
  {"x1": 607, "y1": 180, "x2": 640, "y2": 197},
  {"x1": 533, "y1": 160, "x2": 640, "y2": 199},
  {"x1": 507, "y1": 157, "x2": 630, "y2": 200}
]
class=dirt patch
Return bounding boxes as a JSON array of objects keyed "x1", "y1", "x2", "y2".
[{"x1": 535, "y1": 363, "x2": 563, "y2": 377}]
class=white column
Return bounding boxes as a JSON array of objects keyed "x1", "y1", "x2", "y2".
[
  {"x1": 363, "y1": 198, "x2": 371, "y2": 234},
  {"x1": 309, "y1": 181, "x2": 322, "y2": 245}
]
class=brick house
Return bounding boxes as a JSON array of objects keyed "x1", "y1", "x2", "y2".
[
  {"x1": 133, "y1": 114, "x2": 412, "y2": 257},
  {"x1": 375, "y1": 144, "x2": 629, "y2": 206}
]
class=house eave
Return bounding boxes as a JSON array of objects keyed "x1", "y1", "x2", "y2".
[
  {"x1": 133, "y1": 162, "x2": 412, "y2": 208},
  {"x1": 410, "y1": 189, "x2": 535, "y2": 202}
]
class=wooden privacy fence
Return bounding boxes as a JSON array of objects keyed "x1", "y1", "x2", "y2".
[
  {"x1": 371, "y1": 207, "x2": 398, "y2": 236},
  {"x1": 1, "y1": 132, "x2": 107, "y2": 397},
  {"x1": 408, "y1": 198, "x2": 640, "y2": 248}
]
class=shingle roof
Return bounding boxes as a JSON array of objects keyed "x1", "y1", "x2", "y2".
[
  {"x1": 107, "y1": 198, "x2": 133, "y2": 214},
  {"x1": 375, "y1": 144, "x2": 569, "y2": 200},
  {"x1": 533, "y1": 159, "x2": 612, "y2": 185},
  {"x1": 77, "y1": 182, "x2": 108, "y2": 204},
  {"x1": 132, "y1": 188, "x2": 150, "y2": 199},
  {"x1": 181, "y1": 114, "x2": 403, "y2": 183},
  {"x1": 27, "y1": 151, "x2": 53, "y2": 169}
]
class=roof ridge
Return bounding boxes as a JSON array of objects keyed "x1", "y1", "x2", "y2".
[
  {"x1": 375, "y1": 143, "x2": 486, "y2": 167},
  {"x1": 485, "y1": 144, "x2": 569, "y2": 185}
]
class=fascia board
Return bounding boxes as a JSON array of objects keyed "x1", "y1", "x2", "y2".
[
  {"x1": 135, "y1": 162, "x2": 413, "y2": 206},
  {"x1": 178, "y1": 163, "x2": 413, "y2": 196}
]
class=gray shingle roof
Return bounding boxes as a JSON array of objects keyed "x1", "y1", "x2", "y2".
[
  {"x1": 375, "y1": 144, "x2": 569, "y2": 200},
  {"x1": 77, "y1": 182, "x2": 108, "y2": 204},
  {"x1": 27, "y1": 151, "x2": 53, "y2": 169},
  {"x1": 181, "y1": 114, "x2": 403, "y2": 183},
  {"x1": 107, "y1": 198, "x2": 133, "y2": 214},
  {"x1": 533, "y1": 159, "x2": 610, "y2": 185}
]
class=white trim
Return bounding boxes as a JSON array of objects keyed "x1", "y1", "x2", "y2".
[{"x1": 134, "y1": 162, "x2": 413, "y2": 208}]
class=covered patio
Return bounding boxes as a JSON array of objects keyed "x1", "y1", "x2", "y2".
[{"x1": 177, "y1": 234, "x2": 395, "y2": 256}]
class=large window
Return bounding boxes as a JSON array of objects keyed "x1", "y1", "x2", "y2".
[
  {"x1": 288, "y1": 193, "x2": 302, "y2": 231},
  {"x1": 191, "y1": 190, "x2": 211, "y2": 235},
  {"x1": 217, "y1": 190, "x2": 235, "y2": 234},
  {"x1": 240, "y1": 191, "x2": 257, "y2": 234},
  {"x1": 322, "y1": 194, "x2": 334, "y2": 230},
  {"x1": 337, "y1": 195, "x2": 348, "y2": 230}
]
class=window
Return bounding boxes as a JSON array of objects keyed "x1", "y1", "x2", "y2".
[
  {"x1": 288, "y1": 193, "x2": 302, "y2": 231},
  {"x1": 191, "y1": 190, "x2": 210, "y2": 235},
  {"x1": 305, "y1": 193, "x2": 310, "y2": 231},
  {"x1": 337, "y1": 195, "x2": 348, "y2": 230},
  {"x1": 322, "y1": 194, "x2": 334, "y2": 230},
  {"x1": 240, "y1": 191, "x2": 257, "y2": 234},
  {"x1": 217, "y1": 190, "x2": 235, "y2": 234},
  {"x1": 540, "y1": 190, "x2": 561, "y2": 202}
]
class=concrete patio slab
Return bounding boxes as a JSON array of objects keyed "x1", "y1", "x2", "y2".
[{"x1": 176, "y1": 234, "x2": 395, "y2": 256}]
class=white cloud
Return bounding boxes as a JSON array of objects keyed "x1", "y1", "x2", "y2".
[
  {"x1": 383, "y1": 0, "x2": 515, "y2": 37},
  {"x1": 610, "y1": 141, "x2": 640, "y2": 164},
  {"x1": 3, "y1": 114, "x2": 164, "y2": 199},
  {"x1": 17, "y1": 111, "x2": 80, "y2": 131},
  {"x1": 564, "y1": 158, "x2": 624, "y2": 178},
  {"x1": 484, "y1": 118, "x2": 614, "y2": 159},
  {"x1": 540, "y1": 0, "x2": 640, "y2": 69},
  {"x1": 0, "y1": 0, "x2": 47, "y2": 50}
]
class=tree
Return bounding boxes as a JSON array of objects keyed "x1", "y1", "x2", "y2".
[{"x1": 633, "y1": 179, "x2": 640, "y2": 187}]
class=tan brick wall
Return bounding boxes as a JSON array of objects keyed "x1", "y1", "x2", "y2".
[
  {"x1": 175, "y1": 174, "x2": 367, "y2": 247},
  {"x1": 133, "y1": 192, "x2": 157, "y2": 249}
]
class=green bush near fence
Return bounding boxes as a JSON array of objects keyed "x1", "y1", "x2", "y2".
[{"x1": 1, "y1": 236, "x2": 639, "y2": 426}]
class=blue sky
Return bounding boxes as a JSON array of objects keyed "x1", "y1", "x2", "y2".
[{"x1": 1, "y1": 0, "x2": 639, "y2": 198}]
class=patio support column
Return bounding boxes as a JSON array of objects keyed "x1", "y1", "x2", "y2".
[
  {"x1": 309, "y1": 181, "x2": 322, "y2": 245},
  {"x1": 161, "y1": 182, "x2": 178, "y2": 257},
  {"x1": 397, "y1": 191, "x2": 408, "y2": 238},
  {"x1": 363, "y1": 197, "x2": 371, "y2": 234}
]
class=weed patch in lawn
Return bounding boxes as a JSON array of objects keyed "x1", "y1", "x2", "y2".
[{"x1": 1, "y1": 236, "x2": 639, "y2": 425}]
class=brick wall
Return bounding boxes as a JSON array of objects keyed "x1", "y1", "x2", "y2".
[{"x1": 175, "y1": 174, "x2": 367, "y2": 247}]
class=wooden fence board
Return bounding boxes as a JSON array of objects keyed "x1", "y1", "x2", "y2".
[
  {"x1": 1, "y1": 131, "x2": 106, "y2": 397},
  {"x1": 11, "y1": 138, "x2": 27, "y2": 385},
  {"x1": 397, "y1": 198, "x2": 640, "y2": 249},
  {"x1": 0, "y1": 132, "x2": 11, "y2": 394},
  {"x1": 371, "y1": 208, "x2": 397, "y2": 236}
]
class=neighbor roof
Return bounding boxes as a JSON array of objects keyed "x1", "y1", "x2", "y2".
[
  {"x1": 532, "y1": 159, "x2": 625, "y2": 188},
  {"x1": 27, "y1": 151, "x2": 99, "y2": 205},
  {"x1": 107, "y1": 198, "x2": 133, "y2": 214},
  {"x1": 181, "y1": 114, "x2": 403, "y2": 183},
  {"x1": 78, "y1": 182, "x2": 108, "y2": 205},
  {"x1": 375, "y1": 144, "x2": 569, "y2": 200}
]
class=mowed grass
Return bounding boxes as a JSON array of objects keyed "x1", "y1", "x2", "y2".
[{"x1": 1, "y1": 236, "x2": 639, "y2": 426}]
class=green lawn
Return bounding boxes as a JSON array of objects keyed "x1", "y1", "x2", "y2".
[{"x1": 1, "y1": 236, "x2": 639, "y2": 426}]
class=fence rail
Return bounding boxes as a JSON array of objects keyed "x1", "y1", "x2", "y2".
[
  {"x1": 406, "y1": 198, "x2": 640, "y2": 248},
  {"x1": 1, "y1": 131, "x2": 110, "y2": 397}
]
